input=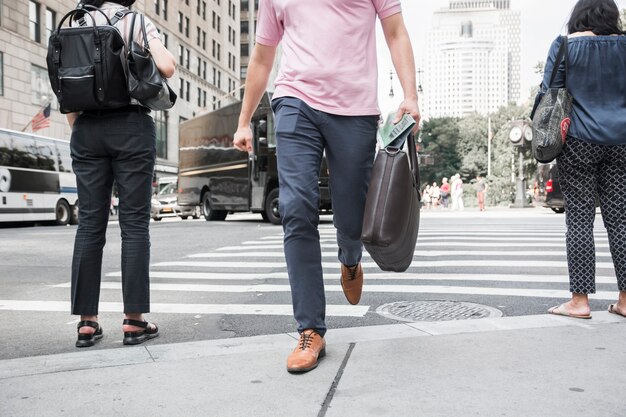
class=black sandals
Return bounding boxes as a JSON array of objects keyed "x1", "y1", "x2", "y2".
[
  {"x1": 122, "y1": 319, "x2": 159, "y2": 345},
  {"x1": 75, "y1": 320, "x2": 103, "y2": 348}
]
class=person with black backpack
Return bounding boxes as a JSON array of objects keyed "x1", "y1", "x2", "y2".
[{"x1": 53, "y1": 1, "x2": 175, "y2": 347}]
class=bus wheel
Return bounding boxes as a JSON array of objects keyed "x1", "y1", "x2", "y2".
[
  {"x1": 70, "y1": 201, "x2": 79, "y2": 225},
  {"x1": 202, "y1": 192, "x2": 227, "y2": 221},
  {"x1": 265, "y1": 188, "x2": 281, "y2": 225},
  {"x1": 55, "y1": 200, "x2": 71, "y2": 226}
]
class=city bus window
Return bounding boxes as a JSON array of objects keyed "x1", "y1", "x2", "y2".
[
  {"x1": 36, "y1": 140, "x2": 56, "y2": 171},
  {"x1": 0, "y1": 132, "x2": 10, "y2": 166},
  {"x1": 56, "y1": 142, "x2": 72, "y2": 173},
  {"x1": 10, "y1": 135, "x2": 38, "y2": 169}
]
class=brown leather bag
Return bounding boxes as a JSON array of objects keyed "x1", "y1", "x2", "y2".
[{"x1": 361, "y1": 133, "x2": 420, "y2": 272}]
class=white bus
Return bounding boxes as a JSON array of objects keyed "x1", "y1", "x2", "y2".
[{"x1": 0, "y1": 128, "x2": 78, "y2": 225}]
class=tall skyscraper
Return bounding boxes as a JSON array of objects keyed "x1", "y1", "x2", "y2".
[{"x1": 423, "y1": 0, "x2": 520, "y2": 119}]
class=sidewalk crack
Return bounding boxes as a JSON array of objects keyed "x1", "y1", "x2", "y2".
[
  {"x1": 317, "y1": 342, "x2": 356, "y2": 417},
  {"x1": 144, "y1": 346, "x2": 156, "y2": 362}
]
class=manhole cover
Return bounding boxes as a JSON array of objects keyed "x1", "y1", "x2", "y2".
[{"x1": 376, "y1": 301, "x2": 502, "y2": 322}]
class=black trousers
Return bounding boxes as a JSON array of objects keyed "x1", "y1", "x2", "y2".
[
  {"x1": 557, "y1": 136, "x2": 626, "y2": 294},
  {"x1": 70, "y1": 109, "x2": 156, "y2": 315}
]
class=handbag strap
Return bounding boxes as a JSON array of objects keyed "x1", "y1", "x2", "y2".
[
  {"x1": 548, "y1": 35, "x2": 568, "y2": 88},
  {"x1": 405, "y1": 132, "x2": 421, "y2": 197},
  {"x1": 128, "y1": 12, "x2": 150, "y2": 50}
]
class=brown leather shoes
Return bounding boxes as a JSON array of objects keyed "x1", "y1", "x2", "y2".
[
  {"x1": 287, "y1": 329, "x2": 326, "y2": 373},
  {"x1": 341, "y1": 262, "x2": 363, "y2": 305}
]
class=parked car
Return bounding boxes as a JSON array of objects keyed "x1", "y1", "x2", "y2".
[
  {"x1": 151, "y1": 182, "x2": 201, "y2": 221},
  {"x1": 544, "y1": 163, "x2": 564, "y2": 213}
]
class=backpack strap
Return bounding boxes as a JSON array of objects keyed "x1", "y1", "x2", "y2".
[{"x1": 110, "y1": 9, "x2": 133, "y2": 26}]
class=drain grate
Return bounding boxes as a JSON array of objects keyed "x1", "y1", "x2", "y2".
[{"x1": 376, "y1": 300, "x2": 503, "y2": 322}]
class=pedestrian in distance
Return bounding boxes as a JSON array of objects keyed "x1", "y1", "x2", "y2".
[
  {"x1": 422, "y1": 185, "x2": 432, "y2": 209},
  {"x1": 233, "y1": 0, "x2": 420, "y2": 373},
  {"x1": 475, "y1": 175, "x2": 487, "y2": 211},
  {"x1": 64, "y1": 0, "x2": 176, "y2": 347},
  {"x1": 541, "y1": 0, "x2": 626, "y2": 319},
  {"x1": 451, "y1": 174, "x2": 464, "y2": 210},
  {"x1": 431, "y1": 181, "x2": 441, "y2": 209},
  {"x1": 440, "y1": 177, "x2": 450, "y2": 209}
]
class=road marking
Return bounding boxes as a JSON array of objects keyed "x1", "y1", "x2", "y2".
[
  {"x1": 0, "y1": 300, "x2": 368, "y2": 317},
  {"x1": 50, "y1": 283, "x2": 618, "y2": 300},
  {"x1": 251, "y1": 236, "x2": 605, "y2": 243},
  {"x1": 103, "y1": 271, "x2": 618, "y2": 284},
  {"x1": 219, "y1": 242, "x2": 612, "y2": 250},
  {"x1": 186, "y1": 250, "x2": 612, "y2": 258},
  {"x1": 152, "y1": 260, "x2": 617, "y2": 269}
]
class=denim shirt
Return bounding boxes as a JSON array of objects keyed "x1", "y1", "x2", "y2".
[{"x1": 541, "y1": 35, "x2": 626, "y2": 146}]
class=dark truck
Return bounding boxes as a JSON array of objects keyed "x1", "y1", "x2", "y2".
[{"x1": 177, "y1": 93, "x2": 332, "y2": 224}]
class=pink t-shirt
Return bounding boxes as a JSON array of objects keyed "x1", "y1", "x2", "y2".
[{"x1": 256, "y1": 0, "x2": 401, "y2": 116}]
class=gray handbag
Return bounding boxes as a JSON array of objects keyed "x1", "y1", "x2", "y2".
[
  {"x1": 361, "y1": 132, "x2": 420, "y2": 272},
  {"x1": 530, "y1": 36, "x2": 573, "y2": 163}
]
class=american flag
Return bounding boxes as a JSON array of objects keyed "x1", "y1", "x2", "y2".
[{"x1": 31, "y1": 103, "x2": 51, "y2": 132}]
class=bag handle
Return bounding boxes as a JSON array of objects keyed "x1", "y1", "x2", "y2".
[
  {"x1": 406, "y1": 132, "x2": 421, "y2": 196},
  {"x1": 128, "y1": 12, "x2": 151, "y2": 51},
  {"x1": 548, "y1": 35, "x2": 568, "y2": 88}
]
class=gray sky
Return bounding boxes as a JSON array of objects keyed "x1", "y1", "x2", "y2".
[{"x1": 376, "y1": 0, "x2": 626, "y2": 115}]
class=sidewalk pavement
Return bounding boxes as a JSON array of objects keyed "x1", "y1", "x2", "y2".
[{"x1": 1, "y1": 311, "x2": 625, "y2": 417}]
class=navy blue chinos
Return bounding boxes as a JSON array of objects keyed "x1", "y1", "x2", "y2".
[{"x1": 272, "y1": 97, "x2": 378, "y2": 336}]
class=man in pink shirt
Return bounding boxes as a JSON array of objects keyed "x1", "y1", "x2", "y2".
[{"x1": 234, "y1": 0, "x2": 420, "y2": 373}]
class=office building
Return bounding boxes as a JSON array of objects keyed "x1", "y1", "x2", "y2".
[
  {"x1": 423, "y1": 0, "x2": 521, "y2": 119},
  {"x1": 0, "y1": 0, "x2": 239, "y2": 177}
]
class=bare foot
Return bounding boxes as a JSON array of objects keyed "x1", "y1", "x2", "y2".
[
  {"x1": 79, "y1": 315, "x2": 98, "y2": 334},
  {"x1": 122, "y1": 314, "x2": 157, "y2": 333},
  {"x1": 548, "y1": 300, "x2": 591, "y2": 317}
]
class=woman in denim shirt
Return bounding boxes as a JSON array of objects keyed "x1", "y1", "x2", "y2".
[{"x1": 543, "y1": 0, "x2": 626, "y2": 319}]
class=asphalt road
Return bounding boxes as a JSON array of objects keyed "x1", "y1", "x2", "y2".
[{"x1": 0, "y1": 207, "x2": 619, "y2": 360}]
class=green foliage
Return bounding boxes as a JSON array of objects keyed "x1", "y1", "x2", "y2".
[
  {"x1": 419, "y1": 103, "x2": 538, "y2": 206},
  {"x1": 418, "y1": 117, "x2": 461, "y2": 184}
]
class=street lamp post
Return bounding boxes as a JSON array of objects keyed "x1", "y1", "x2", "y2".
[{"x1": 508, "y1": 120, "x2": 533, "y2": 208}]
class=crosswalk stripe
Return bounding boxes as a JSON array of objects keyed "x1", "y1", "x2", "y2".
[
  {"x1": 103, "y1": 271, "x2": 618, "y2": 284},
  {"x1": 152, "y1": 260, "x2": 617, "y2": 269},
  {"x1": 218, "y1": 242, "x2": 612, "y2": 250},
  {"x1": 245, "y1": 236, "x2": 606, "y2": 244},
  {"x1": 186, "y1": 250, "x2": 612, "y2": 258},
  {"x1": 49, "y1": 283, "x2": 618, "y2": 300},
  {"x1": 0, "y1": 300, "x2": 368, "y2": 317}
]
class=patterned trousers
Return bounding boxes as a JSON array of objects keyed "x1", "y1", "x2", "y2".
[{"x1": 557, "y1": 136, "x2": 626, "y2": 294}]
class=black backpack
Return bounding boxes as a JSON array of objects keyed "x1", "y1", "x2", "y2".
[{"x1": 46, "y1": 5, "x2": 132, "y2": 114}]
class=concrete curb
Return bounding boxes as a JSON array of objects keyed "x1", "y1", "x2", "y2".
[{"x1": 1, "y1": 310, "x2": 623, "y2": 380}]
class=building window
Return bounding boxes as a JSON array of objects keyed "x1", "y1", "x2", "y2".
[
  {"x1": 197, "y1": 57, "x2": 202, "y2": 76},
  {"x1": 240, "y1": 66, "x2": 247, "y2": 80},
  {"x1": 163, "y1": 0, "x2": 168, "y2": 20},
  {"x1": 217, "y1": 16, "x2": 221, "y2": 33},
  {"x1": 45, "y1": 8, "x2": 55, "y2": 46},
  {"x1": 202, "y1": 61, "x2": 207, "y2": 80},
  {"x1": 240, "y1": 42, "x2": 248, "y2": 58},
  {"x1": 185, "y1": 17, "x2": 190, "y2": 37},
  {"x1": 185, "y1": 81, "x2": 190, "y2": 101},
  {"x1": 178, "y1": 44, "x2": 184, "y2": 65},
  {"x1": 197, "y1": 0, "x2": 201, "y2": 15},
  {"x1": 203, "y1": 90, "x2": 207, "y2": 108},
  {"x1": 179, "y1": 77, "x2": 184, "y2": 97},
  {"x1": 217, "y1": 71, "x2": 221, "y2": 89},
  {"x1": 155, "y1": 0, "x2": 160, "y2": 15},
  {"x1": 212, "y1": 95, "x2": 216, "y2": 110},
  {"x1": 202, "y1": 31, "x2": 206, "y2": 50},
  {"x1": 241, "y1": 0, "x2": 248, "y2": 12},
  {"x1": 197, "y1": 87, "x2": 202, "y2": 106},
  {"x1": 212, "y1": 67, "x2": 216, "y2": 85},
  {"x1": 196, "y1": 27, "x2": 201, "y2": 46},
  {"x1": 154, "y1": 111, "x2": 168, "y2": 159},
  {"x1": 212, "y1": 39, "x2": 216, "y2": 58},
  {"x1": 178, "y1": 12, "x2": 183, "y2": 33},
  {"x1": 31, "y1": 64, "x2": 53, "y2": 105},
  {"x1": 240, "y1": 20, "x2": 248, "y2": 35},
  {"x1": 232, "y1": 3, "x2": 236, "y2": 17},
  {"x1": 29, "y1": 1, "x2": 41, "y2": 43},
  {"x1": 185, "y1": 48, "x2": 190, "y2": 69},
  {"x1": 163, "y1": 32, "x2": 169, "y2": 48},
  {"x1": 217, "y1": 43, "x2": 221, "y2": 61},
  {"x1": 212, "y1": 11, "x2": 216, "y2": 29},
  {"x1": 202, "y1": 1, "x2": 207, "y2": 20}
]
